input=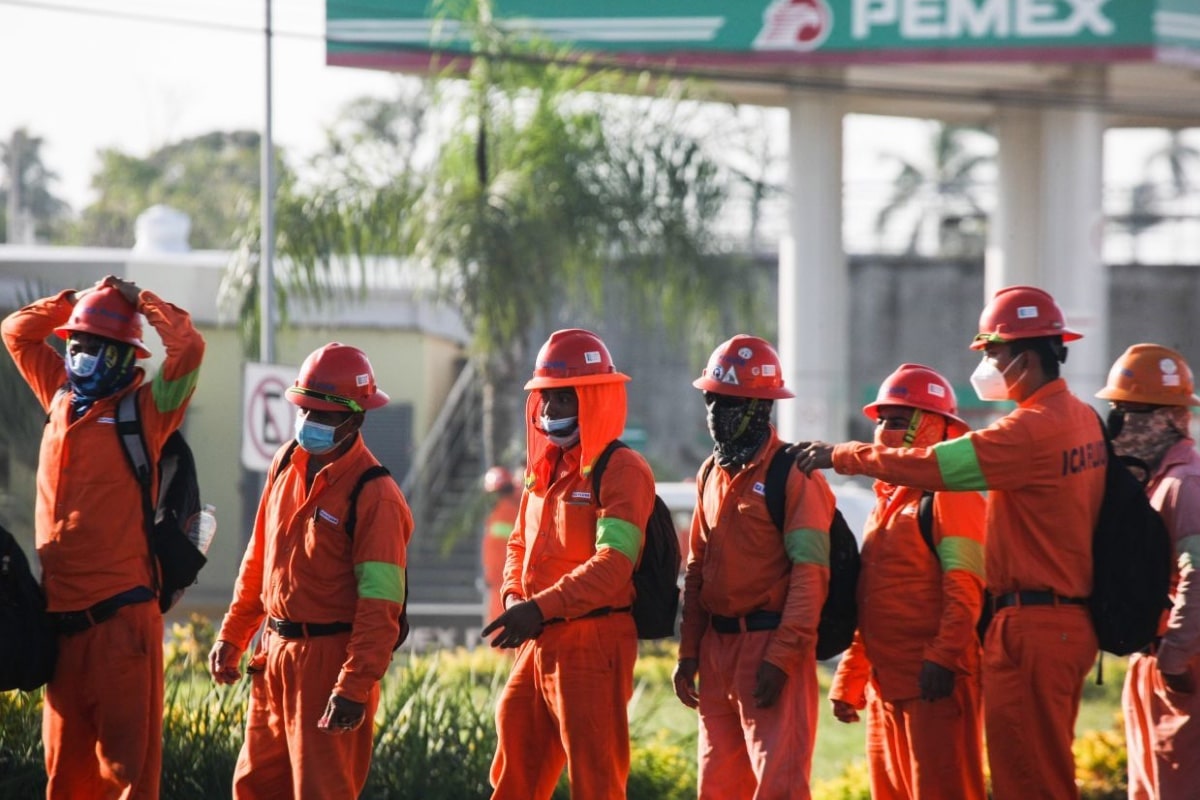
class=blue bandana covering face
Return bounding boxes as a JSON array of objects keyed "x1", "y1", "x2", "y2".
[{"x1": 64, "y1": 339, "x2": 136, "y2": 401}]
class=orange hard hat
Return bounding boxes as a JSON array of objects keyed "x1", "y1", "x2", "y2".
[
  {"x1": 863, "y1": 363, "x2": 967, "y2": 429},
  {"x1": 1096, "y1": 343, "x2": 1200, "y2": 407},
  {"x1": 484, "y1": 466, "x2": 515, "y2": 493},
  {"x1": 970, "y1": 285, "x2": 1081, "y2": 350},
  {"x1": 693, "y1": 335, "x2": 793, "y2": 400},
  {"x1": 286, "y1": 343, "x2": 389, "y2": 412},
  {"x1": 523, "y1": 329, "x2": 629, "y2": 390},
  {"x1": 54, "y1": 286, "x2": 151, "y2": 358}
]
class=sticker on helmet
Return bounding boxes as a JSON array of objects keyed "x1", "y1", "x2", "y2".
[
  {"x1": 584, "y1": 351, "x2": 601, "y2": 364},
  {"x1": 927, "y1": 383, "x2": 945, "y2": 397},
  {"x1": 1016, "y1": 305, "x2": 1039, "y2": 319},
  {"x1": 355, "y1": 373, "x2": 369, "y2": 387},
  {"x1": 738, "y1": 347, "x2": 753, "y2": 359},
  {"x1": 720, "y1": 367, "x2": 740, "y2": 385},
  {"x1": 762, "y1": 364, "x2": 777, "y2": 377}
]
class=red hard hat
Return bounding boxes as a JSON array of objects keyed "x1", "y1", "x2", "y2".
[
  {"x1": 970, "y1": 285, "x2": 1081, "y2": 350},
  {"x1": 524, "y1": 329, "x2": 630, "y2": 390},
  {"x1": 54, "y1": 286, "x2": 151, "y2": 358},
  {"x1": 484, "y1": 466, "x2": 515, "y2": 493},
  {"x1": 863, "y1": 363, "x2": 967, "y2": 429},
  {"x1": 286, "y1": 343, "x2": 389, "y2": 412},
  {"x1": 693, "y1": 335, "x2": 793, "y2": 400},
  {"x1": 1096, "y1": 343, "x2": 1200, "y2": 407}
]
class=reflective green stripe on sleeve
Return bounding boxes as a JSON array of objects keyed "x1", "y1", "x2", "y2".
[
  {"x1": 784, "y1": 527, "x2": 829, "y2": 567},
  {"x1": 935, "y1": 536, "x2": 986, "y2": 580},
  {"x1": 354, "y1": 561, "x2": 405, "y2": 603},
  {"x1": 596, "y1": 517, "x2": 641, "y2": 564},
  {"x1": 933, "y1": 438, "x2": 988, "y2": 491},
  {"x1": 488, "y1": 521, "x2": 514, "y2": 539},
  {"x1": 1177, "y1": 535, "x2": 1200, "y2": 572},
  {"x1": 151, "y1": 368, "x2": 200, "y2": 412}
]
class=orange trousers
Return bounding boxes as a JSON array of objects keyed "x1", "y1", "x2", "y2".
[
  {"x1": 982, "y1": 605, "x2": 1097, "y2": 800},
  {"x1": 1123, "y1": 651, "x2": 1200, "y2": 799},
  {"x1": 696, "y1": 629, "x2": 818, "y2": 800},
  {"x1": 43, "y1": 600, "x2": 163, "y2": 800},
  {"x1": 491, "y1": 613, "x2": 637, "y2": 800},
  {"x1": 862, "y1": 675, "x2": 984, "y2": 800},
  {"x1": 232, "y1": 631, "x2": 379, "y2": 799}
]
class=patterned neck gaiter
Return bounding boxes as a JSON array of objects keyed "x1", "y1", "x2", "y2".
[
  {"x1": 1112, "y1": 406, "x2": 1189, "y2": 474},
  {"x1": 707, "y1": 396, "x2": 773, "y2": 469},
  {"x1": 65, "y1": 340, "x2": 137, "y2": 418}
]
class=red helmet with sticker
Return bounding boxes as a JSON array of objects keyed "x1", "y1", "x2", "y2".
[
  {"x1": 863, "y1": 363, "x2": 967, "y2": 429},
  {"x1": 970, "y1": 285, "x2": 1081, "y2": 350},
  {"x1": 692, "y1": 335, "x2": 793, "y2": 400},
  {"x1": 523, "y1": 329, "x2": 630, "y2": 389},
  {"x1": 286, "y1": 343, "x2": 389, "y2": 412},
  {"x1": 54, "y1": 286, "x2": 151, "y2": 358}
]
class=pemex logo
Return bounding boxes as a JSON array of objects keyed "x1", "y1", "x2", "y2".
[{"x1": 753, "y1": 0, "x2": 833, "y2": 52}]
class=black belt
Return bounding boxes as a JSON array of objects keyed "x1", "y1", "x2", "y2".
[
  {"x1": 52, "y1": 586, "x2": 156, "y2": 635},
  {"x1": 543, "y1": 605, "x2": 632, "y2": 627},
  {"x1": 992, "y1": 591, "x2": 1088, "y2": 612},
  {"x1": 268, "y1": 618, "x2": 353, "y2": 639},
  {"x1": 711, "y1": 610, "x2": 782, "y2": 634}
]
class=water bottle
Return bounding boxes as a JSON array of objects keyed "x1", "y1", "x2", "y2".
[{"x1": 186, "y1": 503, "x2": 218, "y2": 554}]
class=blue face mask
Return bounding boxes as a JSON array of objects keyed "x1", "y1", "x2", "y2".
[
  {"x1": 540, "y1": 414, "x2": 577, "y2": 435},
  {"x1": 67, "y1": 351, "x2": 100, "y2": 377},
  {"x1": 294, "y1": 416, "x2": 342, "y2": 455}
]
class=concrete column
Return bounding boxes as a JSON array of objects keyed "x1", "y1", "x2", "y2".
[
  {"x1": 778, "y1": 81, "x2": 847, "y2": 443},
  {"x1": 986, "y1": 67, "x2": 1108, "y2": 400}
]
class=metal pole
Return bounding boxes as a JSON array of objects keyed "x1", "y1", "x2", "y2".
[{"x1": 259, "y1": 0, "x2": 276, "y2": 364}]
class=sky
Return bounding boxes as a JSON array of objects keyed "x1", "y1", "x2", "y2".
[{"x1": 0, "y1": 0, "x2": 1195, "y2": 260}]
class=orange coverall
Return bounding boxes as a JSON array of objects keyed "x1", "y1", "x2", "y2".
[
  {"x1": 1123, "y1": 437, "x2": 1200, "y2": 800},
  {"x1": 481, "y1": 491, "x2": 520, "y2": 624},
  {"x1": 679, "y1": 432, "x2": 835, "y2": 800},
  {"x1": 217, "y1": 436, "x2": 412, "y2": 799},
  {"x1": 2, "y1": 288, "x2": 204, "y2": 800},
  {"x1": 829, "y1": 486, "x2": 987, "y2": 800},
  {"x1": 831, "y1": 379, "x2": 1105, "y2": 800},
  {"x1": 491, "y1": 436, "x2": 655, "y2": 800}
]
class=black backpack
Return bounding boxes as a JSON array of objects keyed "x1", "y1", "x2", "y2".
[
  {"x1": 702, "y1": 446, "x2": 862, "y2": 661},
  {"x1": 591, "y1": 441, "x2": 681, "y2": 640},
  {"x1": 115, "y1": 392, "x2": 207, "y2": 614},
  {"x1": 1087, "y1": 413, "x2": 1173, "y2": 657},
  {"x1": 274, "y1": 443, "x2": 410, "y2": 649},
  {"x1": 0, "y1": 522, "x2": 57, "y2": 691}
]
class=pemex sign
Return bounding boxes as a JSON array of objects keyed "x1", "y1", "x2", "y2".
[{"x1": 327, "y1": 1, "x2": 1199, "y2": 68}]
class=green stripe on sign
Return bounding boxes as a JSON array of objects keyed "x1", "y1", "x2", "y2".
[
  {"x1": 784, "y1": 527, "x2": 829, "y2": 567},
  {"x1": 933, "y1": 438, "x2": 988, "y2": 491},
  {"x1": 354, "y1": 561, "x2": 405, "y2": 603},
  {"x1": 596, "y1": 517, "x2": 640, "y2": 564},
  {"x1": 936, "y1": 536, "x2": 985, "y2": 580}
]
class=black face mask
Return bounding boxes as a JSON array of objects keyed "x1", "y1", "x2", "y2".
[{"x1": 705, "y1": 394, "x2": 773, "y2": 469}]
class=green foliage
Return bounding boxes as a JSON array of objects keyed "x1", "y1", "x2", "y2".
[
  {"x1": 0, "y1": 128, "x2": 71, "y2": 243},
  {"x1": 0, "y1": 689, "x2": 45, "y2": 797},
  {"x1": 69, "y1": 131, "x2": 287, "y2": 249}
]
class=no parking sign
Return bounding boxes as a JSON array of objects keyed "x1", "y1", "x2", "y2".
[{"x1": 241, "y1": 362, "x2": 300, "y2": 472}]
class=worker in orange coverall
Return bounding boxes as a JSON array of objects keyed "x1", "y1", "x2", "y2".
[
  {"x1": 2, "y1": 275, "x2": 205, "y2": 799},
  {"x1": 1096, "y1": 344, "x2": 1200, "y2": 800},
  {"x1": 209, "y1": 343, "x2": 411, "y2": 799},
  {"x1": 480, "y1": 465, "x2": 520, "y2": 626},
  {"x1": 672, "y1": 334, "x2": 836, "y2": 800},
  {"x1": 828, "y1": 363, "x2": 987, "y2": 800},
  {"x1": 795, "y1": 286, "x2": 1105, "y2": 800},
  {"x1": 483, "y1": 328, "x2": 655, "y2": 800}
]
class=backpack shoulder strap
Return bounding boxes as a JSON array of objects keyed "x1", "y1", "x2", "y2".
[
  {"x1": 114, "y1": 391, "x2": 160, "y2": 593},
  {"x1": 764, "y1": 444, "x2": 794, "y2": 533},
  {"x1": 917, "y1": 490, "x2": 937, "y2": 557},
  {"x1": 345, "y1": 465, "x2": 392, "y2": 540},
  {"x1": 589, "y1": 440, "x2": 628, "y2": 506},
  {"x1": 271, "y1": 441, "x2": 300, "y2": 483}
]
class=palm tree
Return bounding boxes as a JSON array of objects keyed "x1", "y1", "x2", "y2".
[
  {"x1": 1144, "y1": 129, "x2": 1200, "y2": 199},
  {"x1": 874, "y1": 122, "x2": 993, "y2": 255},
  {"x1": 223, "y1": 1, "x2": 755, "y2": 467}
]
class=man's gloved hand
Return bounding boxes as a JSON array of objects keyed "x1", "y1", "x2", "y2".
[
  {"x1": 831, "y1": 699, "x2": 861, "y2": 723},
  {"x1": 752, "y1": 660, "x2": 788, "y2": 709},
  {"x1": 672, "y1": 658, "x2": 700, "y2": 709},
  {"x1": 918, "y1": 660, "x2": 955, "y2": 702},
  {"x1": 318, "y1": 693, "x2": 366, "y2": 734},
  {"x1": 482, "y1": 600, "x2": 544, "y2": 648}
]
